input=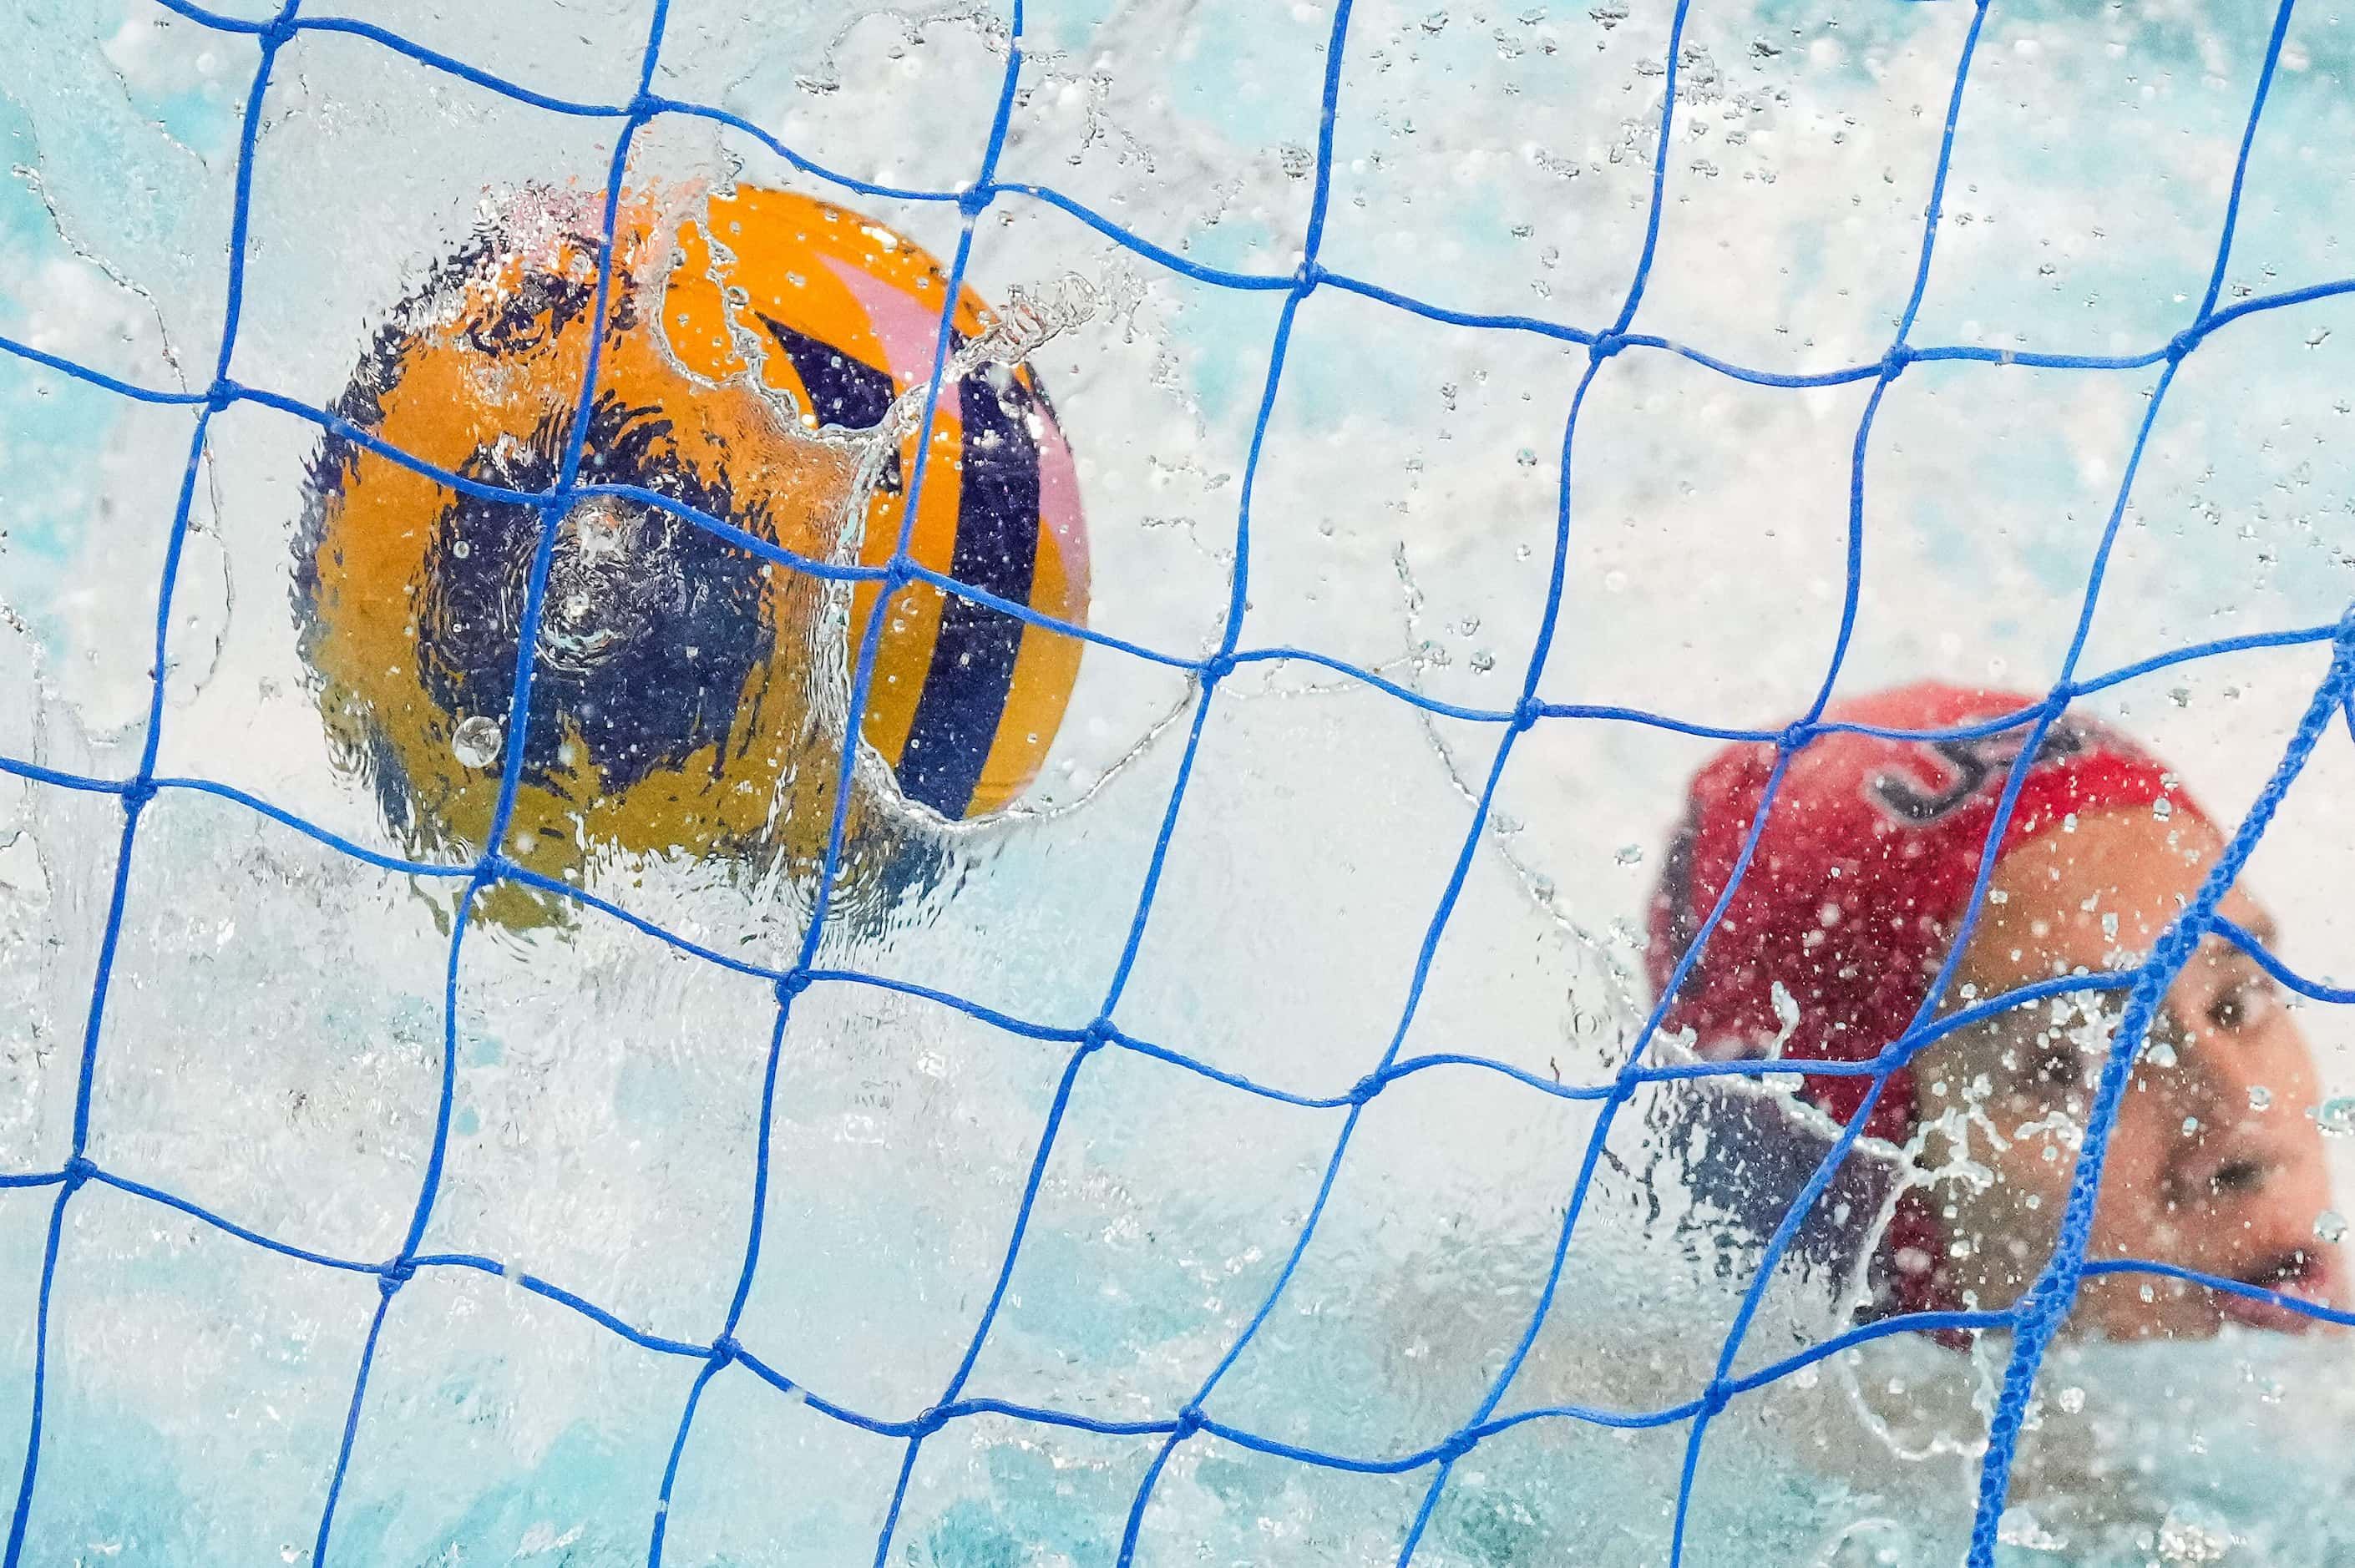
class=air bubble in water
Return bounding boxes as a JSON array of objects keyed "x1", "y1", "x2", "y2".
[
  {"x1": 2248, "y1": 1085, "x2": 2272, "y2": 1110},
  {"x1": 452, "y1": 715, "x2": 504, "y2": 770},
  {"x1": 1616, "y1": 843, "x2": 1643, "y2": 865},
  {"x1": 2056, "y1": 1386, "x2": 2085, "y2": 1414},
  {"x1": 2317, "y1": 1210, "x2": 2347, "y2": 1244},
  {"x1": 2315, "y1": 1096, "x2": 2355, "y2": 1136}
]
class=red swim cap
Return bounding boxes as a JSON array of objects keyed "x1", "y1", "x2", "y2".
[{"x1": 1645, "y1": 683, "x2": 2202, "y2": 1317}]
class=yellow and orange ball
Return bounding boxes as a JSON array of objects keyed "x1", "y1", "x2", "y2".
[{"x1": 292, "y1": 182, "x2": 1088, "y2": 910}]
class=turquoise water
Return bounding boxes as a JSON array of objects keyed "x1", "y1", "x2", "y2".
[{"x1": 8, "y1": 0, "x2": 2355, "y2": 1563}]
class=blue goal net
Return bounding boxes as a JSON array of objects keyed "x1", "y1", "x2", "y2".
[{"x1": 4, "y1": 0, "x2": 2355, "y2": 1564}]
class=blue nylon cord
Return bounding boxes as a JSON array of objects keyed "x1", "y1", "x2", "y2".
[
  {"x1": 3, "y1": 6, "x2": 300, "y2": 1557},
  {"x1": 308, "y1": 4, "x2": 681, "y2": 1559},
  {"x1": 1651, "y1": 5, "x2": 1998, "y2": 1550},
  {"x1": 3, "y1": 0, "x2": 2350, "y2": 1556},
  {"x1": 1962, "y1": 2, "x2": 2309, "y2": 1552},
  {"x1": 13, "y1": 1138, "x2": 2355, "y2": 1545}
]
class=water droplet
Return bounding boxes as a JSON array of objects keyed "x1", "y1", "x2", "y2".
[
  {"x1": 2317, "y1": 1209, "x2": 2347, "y2": 1243},
  {"x1": 452, "y1": 715, "x2": 504, "y2": 770},
  {"x1": 1615, "y1": 843, "x2": 1644, "y2": 866},
  {"x1": 451, "y1": 539, "x2": 472, "y2": 560},
  {"x1": 2056, "y1": 1385, "x2": 2085, "y2": 1414},
  {"x1": 2317, "y1": 1096, "x2": 2355, "y2": 1136},
  {"x1": 2248, "y1": 1085, "x2": 2272, "y2": 1110}
]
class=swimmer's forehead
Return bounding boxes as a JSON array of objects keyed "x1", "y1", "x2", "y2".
[
  {"x1": 1977, "y1": 908, "x2": 2277, "y2": 1014},
  {"x1": 1980, "y1": 807, "x2": 2276, "y2": 933}
]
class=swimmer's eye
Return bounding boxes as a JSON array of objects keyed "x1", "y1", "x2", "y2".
[
  {"x1": 2210, "y1": 1157, "x2": 2269, "y2": 1196},
  {"x1": 2032, "y1": 1041, "x2": 2088, "y2": 1089},
  {"x1": 2208, "y1": 974, "x2": 2281, "y2": 1034}
]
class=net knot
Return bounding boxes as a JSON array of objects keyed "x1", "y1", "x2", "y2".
[
  {"x1": 776, "y1": 969, "x2": 814, "y2": 1004},
  {"x1": 1880, "y1": 342, "x2": 1915, "y2": 379},
  {"x1": 120, "y1": 778, "x2": 158, "y2": 812},
  {"x1": 1174, "y1": 1404, "x2": 1207, "y2": 1437},
  {"x1": 1699, "y1": 1378, "x2": 1735, "y2": 1419},
  {"x1": 707, "y1": 1334, "x2": 742, "y2": 1370},
  {"x1": 1776, "y1": 721, "x2": 1816, "y2": 753},
  {"x1": 1347, "y1": 1070, "x2": 1385, "y2": 1106},
  {"x1": 378, "y1": 1259, "x2": 417, "y2": 1297},
  {"x1": 1293, "y1": 259, "x2": 1324, "y2": 296},
  {"x1": 258, "y1": 13, "x2": 298, "y2": 50},
  {"x1": 2166, "y1": 326, "x2": 2205, "y2": 364},
  {"x1": 911, "y1": 1404, "x2": 952, "y2": 1438},
  {"x1": 1081, "y1": 1016, "x2": 1116, "y2": 1054},
  {"x1": 205, "y1": 379, "x2": 238, "y2": 414},
  {"x1": 957, "y1": 183, "x2": 994, "y2": 220},
  {"x1": 1435, "y1": 1428, "x2": 1478, "y2": 1464},
  {"x1": 60, "y1": 1156, "x2": 95, "y2": 1194},
  {"x1": 1512, "y1": 696, "x2": 1544, "y2": 733},
  {"x1": 1588, "y1": 332, "x2": 1628, "y2": 363},
  {"x1": 1200, "y1": 651, "x2": 1237, "y2": 686}
]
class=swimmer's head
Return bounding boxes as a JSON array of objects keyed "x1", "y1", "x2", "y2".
[
  {"x1": 1646, "y1": 684, "x2": 2341, "y2": 1342},
  {"x1": 1926, "y1": 807, "x2": 2337, "y2": 1338}
]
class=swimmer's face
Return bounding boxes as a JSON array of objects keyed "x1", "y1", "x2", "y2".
[{"x1": 1912, "y1": 806, "x2": 2341, "y2": 1340}]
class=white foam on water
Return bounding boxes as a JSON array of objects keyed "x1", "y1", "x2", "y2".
[{"x1": 5, "y1": 0, "x2": 2355, "y2": 1562}]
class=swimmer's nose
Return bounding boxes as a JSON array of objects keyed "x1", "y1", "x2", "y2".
[
  {"x1": 2165, "y1": 1109, "x2": 2314, "y2": 1217},
  {"x1": 2146, "y1": 1022, "x2": 2280, "y2": 1189},
  {"x1": 2161, "y1": 1082, "x2": 2289, "y2": 1206},
  {"x1": 2189, "y1": 1143, "x2": 2276, "y2": 1201}
]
